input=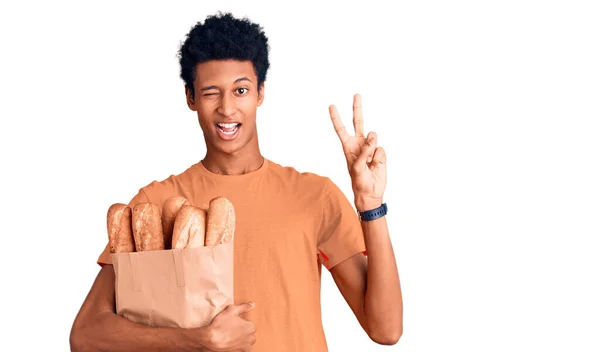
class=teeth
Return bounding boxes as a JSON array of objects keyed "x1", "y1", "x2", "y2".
[
  {"x1": 218, "y1": 123, "x2": 239, "y2": 128},
  {"x1": 217, "y1": 122, "x2": 239, "y2": 136}
]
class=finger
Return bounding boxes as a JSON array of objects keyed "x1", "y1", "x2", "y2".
[
  {"x1": 353, "y1": 94, "x2": 364, "y2": 137},
  {"x1": 329, "y1": 105, "x2": 350, "y2": 144},
  {"x1": 231, "y1": 302, "x2": 255, "y2": 315},
  {"x1": 354, "y1": 132, "x2": 378, "y2": 173},
  {"x1": 370, "y1": 146, "x2": 386, "y2": 169}
]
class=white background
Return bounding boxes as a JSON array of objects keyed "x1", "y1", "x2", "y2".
[{"x1": 1, "y1": 0, "x2": 599, "y2": 351}]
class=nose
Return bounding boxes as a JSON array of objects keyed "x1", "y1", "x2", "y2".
[{"x1": 217, "y1": 93, "x2": 237, "y2": 117}]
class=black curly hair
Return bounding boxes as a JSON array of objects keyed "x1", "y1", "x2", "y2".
[{"x1": 177, "y1": 12, "x2": 270, "y2": 99}]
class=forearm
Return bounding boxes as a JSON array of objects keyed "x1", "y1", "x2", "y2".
[
  {"x1": 70, "y1": 265, "x2": 213, "y2": 352},
  {"x1": 71, "y1": 311, "x2": 211, "y2": 352},
  {"x1": 357, "y1": 201, "x2": 403, "y2": 341}
]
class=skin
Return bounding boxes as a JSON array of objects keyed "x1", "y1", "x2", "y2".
[
  {"x1": 328, "y1": 96, "x2": 403, "y2": 344},
  {"x1": 185, "y1": 60, "x2": 265, "y2": 176}
]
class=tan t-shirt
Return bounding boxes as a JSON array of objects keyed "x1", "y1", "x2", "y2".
[{"x1": 97, "y1": 158, "x2": 366, "y2": 351}]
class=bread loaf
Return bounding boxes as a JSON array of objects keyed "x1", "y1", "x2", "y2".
[
  {"x1": 107, "y1": 203, "x2": 135, "y2": 253},
  {"x1": 161, "y1": 196, "x2": 190, "y2": 249},
  {"x1": 171, "y1": 205, "x2": 207, "y2": 249},
  {"x1": 132, "y1": 203, "x2": 165, "y2": 251},
  {"x1": 205, "y1": 196, "x2": 235, "y2": 246}
]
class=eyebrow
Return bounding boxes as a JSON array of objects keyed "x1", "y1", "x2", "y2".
[{"x1": 199, "y1": 77, "x2": 253, "y2": 91}]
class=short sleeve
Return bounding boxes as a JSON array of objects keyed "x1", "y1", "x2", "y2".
[
  {"x1": 317, "y1": 178, "x2": 366, "y2": 270},
  {"x1": 96, "y1": 188, "x2": 150, "y2": 267}
]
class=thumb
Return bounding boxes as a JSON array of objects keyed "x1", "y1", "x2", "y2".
[
  {"x1": 230, "y1": 302, "x2": 255, "y2": 315},
  {"x1": 353, "y1": 132, "x2": 378, "y2": 173}
]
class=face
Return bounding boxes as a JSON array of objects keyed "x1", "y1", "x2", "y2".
[{"x1": 186, "y1": 60, "x2": 264, "y2": 156}]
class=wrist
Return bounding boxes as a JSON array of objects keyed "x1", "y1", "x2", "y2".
[
  {"x1": 355, "y1": 197, "x2": 383, "y2": 212},
  {"x1": 182, "y1": 326, "x2": 214, "y2": 351}
]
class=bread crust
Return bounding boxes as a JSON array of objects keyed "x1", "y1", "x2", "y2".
[
  {"x1": 205, "y1": 196, "x2": 235, "y2": 246},
  {"x1": 171, "y1": 205, "x2": 206, "y2": 249},
  {"x1": 107, "y1": 203, "x2": 135, "y2": 253},
  {"x1": 161, "y1": 196, "x2": 190, "y2": 249},
  {"x1": 132, "y1": 203, "x2": 165, "y2": 251}
]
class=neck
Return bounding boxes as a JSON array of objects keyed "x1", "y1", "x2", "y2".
[{"x1": 202, "y1": 140, "x2": 264, "y2": 176}]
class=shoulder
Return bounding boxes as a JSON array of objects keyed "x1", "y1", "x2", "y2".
[{"x1": 266, "y1": 159, "x2": 333, "y2": 191}]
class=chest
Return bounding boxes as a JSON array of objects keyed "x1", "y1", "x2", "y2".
[
  {"x1": 192, "y1": 189, "x2": 322, "y2": 259},
  {"x1": 241, "y1": 195, "x2": 319, "y2": 256}
]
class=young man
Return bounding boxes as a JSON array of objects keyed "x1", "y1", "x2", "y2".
[{"x1": 70, "y1": 12, "x2": 402, "y2": 352}]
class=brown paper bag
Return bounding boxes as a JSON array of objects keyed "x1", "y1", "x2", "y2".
[{"x1": 111, "y1": 241, "x2": 234, "y2": 328}]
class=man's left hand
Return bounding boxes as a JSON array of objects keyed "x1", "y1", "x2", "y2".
[{"x1": 329, "y1": 94, "x2": 387, "y2": 211}]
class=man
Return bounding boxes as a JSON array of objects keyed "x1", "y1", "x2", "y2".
[{"x1": 70, "y1": 12, "x2": 402, "y2": 352}]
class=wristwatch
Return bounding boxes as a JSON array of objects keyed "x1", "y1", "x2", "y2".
[{"x1": 357, "y1": 203, "x2": 387, "y2": 221}]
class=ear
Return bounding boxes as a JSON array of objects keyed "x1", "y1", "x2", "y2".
[
  {"x1": 257, "y1": 82, "x2": 265, "y2": 106},
  {"x1": 185, "y1": 86, "x2": 197, "y2": 111}
]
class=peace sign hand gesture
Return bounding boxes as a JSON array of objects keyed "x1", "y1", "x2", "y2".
[{"x1": 329, "y1": 94, "x2": 387, "y2": 211}]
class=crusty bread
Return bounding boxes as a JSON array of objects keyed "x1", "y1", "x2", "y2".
[
  {"x1": 132, "y1": 203, "x2": 165, "y2": 251},
  {"x1": 161, "y1": 196, "x2": 190, "y2": 249},
  {"x1": 107, "y1": 203, "x2": 135, "y2": 253},
  {"x1": 171, "y1": 205, "x2": 207, "y2": 249},
  {"x1": 205, "y1": 196, "x2": 235, "y2": 246}
]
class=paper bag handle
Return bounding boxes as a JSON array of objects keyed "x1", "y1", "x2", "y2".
[
  {"x1": 129, "y1": 254, "x2": 142, "y2": 292},
  {"x1": 172, "y1": 250, "x2": 186, "y2": 287}
]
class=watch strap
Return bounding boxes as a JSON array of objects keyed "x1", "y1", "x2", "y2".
[{"x1": 358, "y1": 203, "x2": 387, "y2": 221}]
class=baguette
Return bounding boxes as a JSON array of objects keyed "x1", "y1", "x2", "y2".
[
  {"x1": 132, "y1": 203, "x2": 165, "y2": 251},
  {"x1": 171, "y1": 205, "x2": 207, "y2": 249},
  {"x1": 205, "y1": 196, "x2": 235, "y2": 246},
  {"x1": 161, "y1": 196, "x2": 190, "y2": 249},
  {"x1": 106, "y1": 203, "x2": 135, "y2": 253}
]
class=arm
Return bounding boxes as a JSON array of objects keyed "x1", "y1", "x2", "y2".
[
  {"x1": 70, "y1": 264, "x2": 257, "y2": 352},
  {"x1": 69, "y1": 265, "x2": 212, "y2": 352},
  {"x1": 330, "y1": 212, "x2": 402, "y2": 345},
  {"x1": 327, "y1": 94, "x2": 402, "y2": 345}
]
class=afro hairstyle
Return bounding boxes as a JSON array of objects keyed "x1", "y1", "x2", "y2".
[{"x1": 177, "y1": 12, "x2": 271, "y2": 98}]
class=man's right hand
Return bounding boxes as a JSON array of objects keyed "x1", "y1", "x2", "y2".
[{"x1": 203, "y1": 302, "x2": 257, "y2": 351}]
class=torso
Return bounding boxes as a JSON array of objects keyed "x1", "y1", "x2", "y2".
[{"x1": 142, "y1": 159, "x2": 331, "y2": 351}]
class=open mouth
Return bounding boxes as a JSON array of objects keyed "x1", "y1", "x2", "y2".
[
  {"x1": 216, "y1": 122, "x2": 241, "y2": 135},
  {"x1": 216, "y1": 122, "x2": 242, "y2": 140}
]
